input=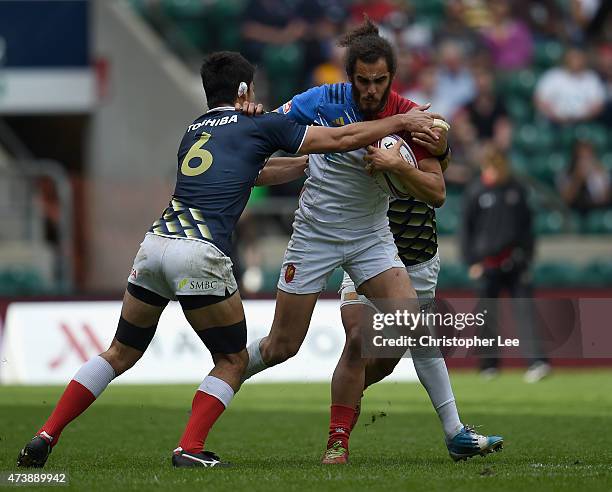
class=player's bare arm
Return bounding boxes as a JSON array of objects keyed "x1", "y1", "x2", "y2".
[
  {"x1": 364, "y1": 139, "x2": 446, "y2": 207},
  {"x1": 255, "y1": 156, "x2": 309, "y2": 186},
  {"x1": 299, "y1": 113, "x2": 433, "y2": 155}
]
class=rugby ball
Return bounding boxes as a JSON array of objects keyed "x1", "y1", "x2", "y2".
[{"x1": 372, "y1": 134, "x2": 418, "y2": 199}]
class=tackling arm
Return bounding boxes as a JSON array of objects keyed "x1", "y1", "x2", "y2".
[
  {"x1": 255, "y1": 156, "x2": 308, "y2": 186},
  {"x1": 298, "y1": 112, "x2": 435, "y2": 155}
]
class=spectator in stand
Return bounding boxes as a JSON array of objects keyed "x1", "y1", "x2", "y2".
[
  {"x1": 293, "y1": 0, "x2": 348, "y2": 83},
  {"x1": 435, "y1": 0, "x2": 483, "y2": 58},
  {"x1": 557, "y1": 139, "x2": 611, "y2": 214},
  {"x1": 241, "y1": 0, "x2": 306, "y2": 63},
  {"x1": 461, "y1": 144, "x2": 550, "y2": 383},
  {"x1": 512, "y1": 0, "x2": 565, "y2": 41},
  {"x1": 433, "y1": 41, "x2": 476, "y2": 120},
  {"x1": 312, "y1": 44, "x2": 347, "y2": 86},
  {"x1": 481, "y1": 0, "x2": 534, "y2": 71},
  {"x1": 454, "y1": 66, "x2": 513, "y2": 150},
  {"x1": 403, "y1": 65, "x2": 441, "y2": 114},
  {"x1": 534, "y1": 46, "x2": 606, "y2": 125},
  {"x1": 442, "y1": 113, "x2": 482, "y2": 188},
  {"x1": 392, "y1": 48, "x2": 426, "y2": 95},
  {"x1": 568, "y1": 0, "x2": 612, "y2": 44}
]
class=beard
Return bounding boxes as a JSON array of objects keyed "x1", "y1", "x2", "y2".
[{"x1": 352, "y1": 82, "x2": 392, "y2": 118}]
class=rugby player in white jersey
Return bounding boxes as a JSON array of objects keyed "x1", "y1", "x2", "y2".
[{"x1": 242, "y1": 20, "x2": 503, "y2": 464}]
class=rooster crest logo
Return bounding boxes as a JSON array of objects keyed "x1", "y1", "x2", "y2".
[{"x1": 285, "y1": 264, "x2": 296, "y2": 283}]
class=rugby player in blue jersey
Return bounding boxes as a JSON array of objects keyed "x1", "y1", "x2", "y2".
[
  {"x1": 17, "y1": 51, "x2": 436, "y2": 469},
  {"x1": 241, "y1": 20, "x2": 503, "y2": 464}
]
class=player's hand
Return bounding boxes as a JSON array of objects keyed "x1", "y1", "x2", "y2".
[
  {"x1": 399, "y1": 104, "x2": 438, "y2": 141},
  {"x1": 235, "y1": 101, "x2": 264, "y2": 116},
  {"x1": 364, "y1": 138, "x2": 405, "y2": 175},
  {"x1": 412, "y1": 126, "x2": 448, "y2": 156}
]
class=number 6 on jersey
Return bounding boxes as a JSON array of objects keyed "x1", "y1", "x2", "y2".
[{"x1": 181, "y1": 132, "x2": 213, "y2": 176}]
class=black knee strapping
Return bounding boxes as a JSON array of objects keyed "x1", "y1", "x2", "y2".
[
  {"x1": 177, "y1": 288, "x2": 235, "y2": 310},
  {"x1": 196, "y1": 319, "x2": 247, "y2": 354},
  {"x1": 127, "y1": 282, "x2": 169, "y2": 307},
  {"x1": 115, "y1": 316, "x2": 157, "y2": 352}
]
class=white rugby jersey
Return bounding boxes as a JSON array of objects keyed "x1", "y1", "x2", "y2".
[{"x1": 277, "y1": 83, "x2": 432, "y2": 233}]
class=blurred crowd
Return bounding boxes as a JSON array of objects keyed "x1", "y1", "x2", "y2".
[{"x1": 236, "y1": 0, "x2": 612, "y2": 206}]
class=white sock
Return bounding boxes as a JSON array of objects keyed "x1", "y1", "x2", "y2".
[
  {"x1": 242, "y1": 337, "x2": 267, "y2": 382},
  {"x1": 72, "y1": 355, "x2": 116, "y2": 397},
  {"x1": 437, "y1": 400, "x2": 463, "y2": 439},
  {"x1": 199, "y1": 375, "x2": 234, "y2": 408},
  {"x1": 411, "y1": 346, "x2": 463, "y2": 439}
]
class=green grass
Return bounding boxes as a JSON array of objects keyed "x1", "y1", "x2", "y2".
[{"x1": 1, "y1": 370, "x2": 611, "y2": 491}]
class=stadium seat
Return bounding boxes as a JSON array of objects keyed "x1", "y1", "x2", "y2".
[
  {"x1": 506, "y1": 96, "x2": 533, "y2": 125},
  {"x1": 529, "y1": 152, "x2": 567, "y2": 185},
  {"x1": 162, "y1": 0, "x2": 208, "y2": 17},
  {"x1": 533, "y1": 40, "x2": 564, "y2": 70},
  {"x1": 0, "y1": 267, "x2": 46, "y2": 295},
  {"x1": 535, "y1": 210, "x2": 565, "y2": 235},
  {"x1": 498, "y1": 69, "x2": 537, "y2": 99},
  {"x1": 436, "y1": 192, "x2": 461, "y2": 235},
  {"x1": 438, "y1": 263, "x2": 469, "y2": 288},
  {"x1": 582, "y1": 209, "x2": 612, "y2": 234},
  {"x1": 601, "y1": 153, "x2": 612, "y2": 172},
  {"x1": 533, "y1": 261, "x2": 582, "y2": 287},
  {"x1": 327, "y1": 268, "x2": 344, "y2": 292},
  {"x1": 263, "y1": 44, "x2": 304, "y2": 105},
  {"x1": 573, "y1": 124, "x2": 608, "y2": 151},
  {"x1": 582, "y1": 260, "x2": 612, "y2": 286},
  {"x1": 514, "y1": 123, "x2": 553, "y2": 154}
]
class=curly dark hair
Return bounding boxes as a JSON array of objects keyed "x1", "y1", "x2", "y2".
[{"x1": 338, "y1": 17, "x2": 396, "y2": 78}]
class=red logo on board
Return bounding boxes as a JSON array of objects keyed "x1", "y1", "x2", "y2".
[
  {"x1": 285, "y1": 264, "x2": 296, "y2": 283},
  {"x1": 49, "y1": 323, "x2": 105, "y2": 369}
]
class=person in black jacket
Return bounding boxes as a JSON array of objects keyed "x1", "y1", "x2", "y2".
[{"x1": 461, "y1": 144, "x2": 550, "y2": 382}]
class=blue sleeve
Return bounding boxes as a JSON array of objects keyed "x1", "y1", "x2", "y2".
[
  {"x1": 275, "y1": 85, "x2": 326, "y2": 125},
  {"x1": 254, "y1": 112, "x2": 308, "y2": 155}
]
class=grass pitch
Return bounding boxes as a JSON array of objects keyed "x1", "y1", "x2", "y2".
[{"x1": 1, "y1": 370, "x2": 611, "y2": 491}]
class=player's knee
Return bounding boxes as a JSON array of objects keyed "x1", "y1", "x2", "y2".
[
  {"x1": 102, "y1": 341, "x2": 142, "y2": 375},
  {"x1": 196, "y1": 319, "x2": 247, "y2": 358},
  {"x1": 344, "y1": 328, "x2": 363, "y2": 360},
  {"x1": 265, "y1": 337, "x2": 300, "y2": 365},
  {"x1": 341, "y1": 305, "x2": 367, "y2": 360},
  {"x1": 213, "y1": 350, "x2": 248, "y2": 374}
]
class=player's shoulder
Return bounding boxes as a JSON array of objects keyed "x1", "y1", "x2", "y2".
[
  {"x1": 381, "y1": 91, "x2": 419, "y2": 117},
  {"x1": 290, "y1": 82, "x2": 351, "y2": 106},
  {"x1": 250, "y1": 110, "x2": 291, "y2": 131},
  {"x1": 320, "y1": 82, "x2": 351, "y2": 105}
]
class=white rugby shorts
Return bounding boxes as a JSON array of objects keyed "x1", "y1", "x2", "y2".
[
  {"x1": 339, "y1": 252, "x2": 440, "y2": 309},
  {"x1": 127, "y1": 233, "x2": 238, "y2": 300},
  {"x1": 277, "y1": 213, "x2": 404, "y2": 294}
]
